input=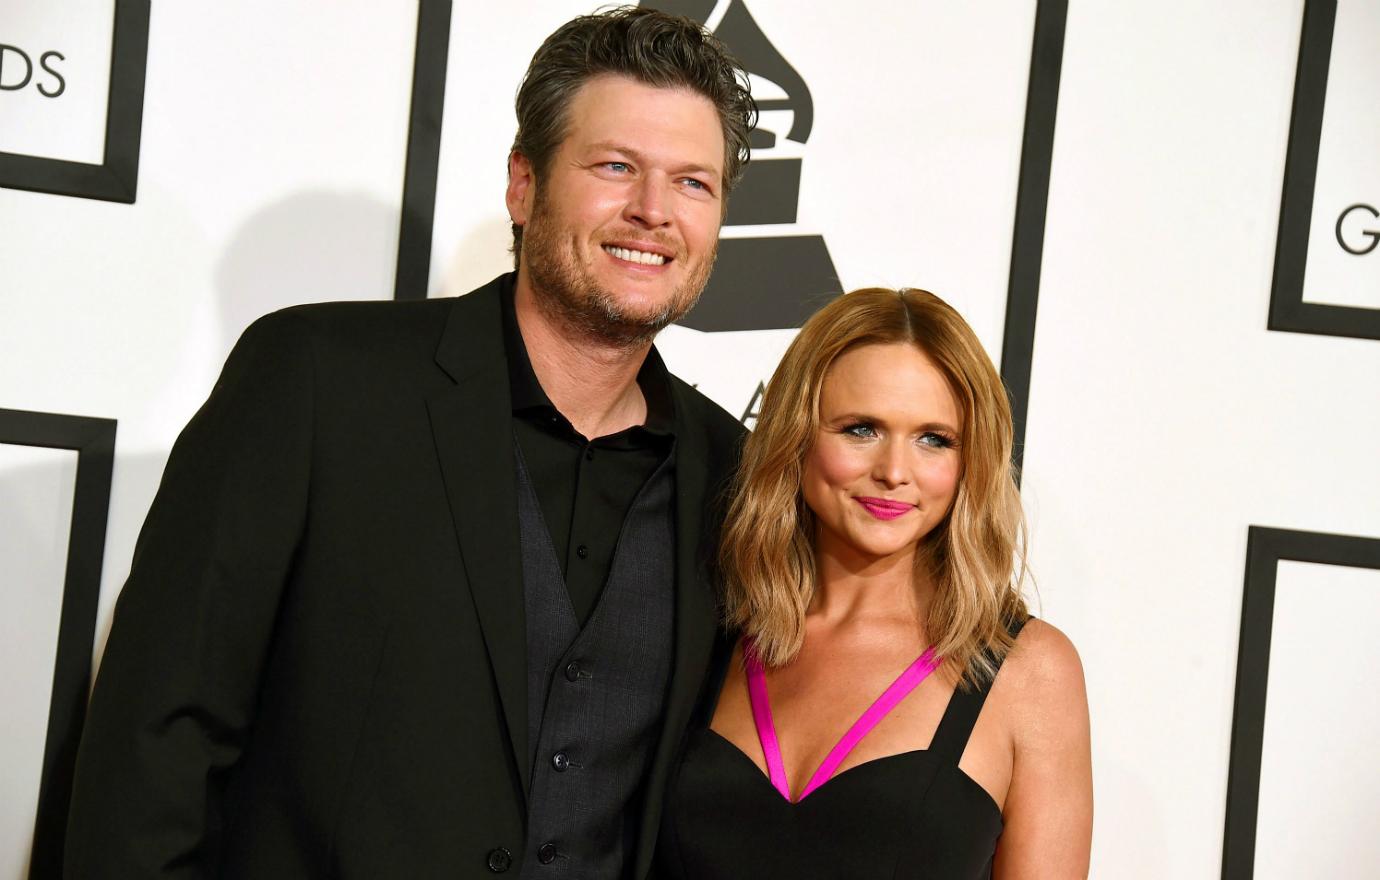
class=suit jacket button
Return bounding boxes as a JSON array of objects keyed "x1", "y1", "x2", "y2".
[
  {"x1": 538, "y1": 842, "x2": 558, "y2": 864},
  {"x1": 486, "y1": 847, "x2": 512, "y2": 873},
  {"x1": 552, "y1": 751, "x2": 570, "y2": 771},
  {"x1": 564, "y1": 661, "x2": 582, "y2": 682}
]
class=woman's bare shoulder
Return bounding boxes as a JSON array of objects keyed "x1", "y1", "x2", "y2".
[
  {"x1": 1006, "y1": 617, "x2": 1083, "y2": 679},
  {"x1": 992, "y1": 618, "x2": 1088, "y2": 738},
  {"x1": 988, "y1": 618, "x2": 1093, "y2": 875}
]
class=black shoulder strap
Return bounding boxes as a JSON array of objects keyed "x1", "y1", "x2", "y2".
[{"x1": 928, "y1": 616, "x2": 1028, "y2": 763}]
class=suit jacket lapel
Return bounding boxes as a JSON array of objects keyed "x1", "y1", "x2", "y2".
[
  {"x1": 634, "y1": 387, "x2": 720, "y2": 872},
  {"x1": 426, "y1": 280, "x2": 531, "y2": 799},
  {"x1": 666, "y1": 436, "x2": 718, "y2": 748}
]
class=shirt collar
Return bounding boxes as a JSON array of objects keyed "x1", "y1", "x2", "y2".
[{"x1": 499, "y1": 273, "x2": 675, "y2": 437}]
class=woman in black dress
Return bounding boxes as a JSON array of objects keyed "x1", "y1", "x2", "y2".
[{"x1": 656, "y1": 288, "x2": 1092, "y2": 878}]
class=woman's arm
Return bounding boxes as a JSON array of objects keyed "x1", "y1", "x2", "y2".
[{"x1": 993, "y1": 620, "x2": 1093, "y2": 879}]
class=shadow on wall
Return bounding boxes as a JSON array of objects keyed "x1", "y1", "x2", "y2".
[
  {"x1": 0, "y1": 191, "x2": 415, "y2": 874},
  {"x1": 88, "y1": 190, "x2": 404, "y2": 673},
  {"x1": 91, "y1": 450, "x2": 182, "y2": 667},
  {"x1": 89, "y1": 190, "x2": 404, "y2": 666},
  {"x1": 214, "y1": 190, "x2": 402, "y2": 351},
  {"x1": 95, "y1": 188, "x2": 402, "y2": 664}
]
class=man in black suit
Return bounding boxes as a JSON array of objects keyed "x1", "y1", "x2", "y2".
[{"x1": 64, "y1": 9, "x2": 754, "y2": 878}]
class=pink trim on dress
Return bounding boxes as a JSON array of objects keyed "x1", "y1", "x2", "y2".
[{"x1": 744, "y1": 643, "x2": 941, "y2": 803}]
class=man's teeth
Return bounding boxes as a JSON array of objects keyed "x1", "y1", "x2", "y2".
[{"x1": 604, "y1": 245, "x2": 667, "y2": 266}]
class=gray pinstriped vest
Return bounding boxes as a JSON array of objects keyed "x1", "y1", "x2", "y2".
[{"x1": 515, "y1": 442, "x2": 675, "y2": 879}]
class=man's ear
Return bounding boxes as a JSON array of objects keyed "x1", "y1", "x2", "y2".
[{"x1": 506, "y1": 151, "x2": 535, "y2": 227}]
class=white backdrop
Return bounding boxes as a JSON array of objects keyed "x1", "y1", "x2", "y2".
[{"x1": 1, "y1": 1, "x2": 1378, "y2": 877}]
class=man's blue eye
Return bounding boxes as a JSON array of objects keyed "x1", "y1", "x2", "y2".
[
  {"x1": 682, "y1": 178, "x2": 707, "y2": 190},
  {"x1": 606, "y1": 162, "x2": 629, "y2": 172}
]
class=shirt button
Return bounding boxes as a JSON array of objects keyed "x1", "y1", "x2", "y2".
[
  {"x1": 486, "y1": 847, "x2": 512, "y2": 873},
  {"x1": 564, "y1": 661, "x2": 582, "y2": 682},
  {"x1": 584, "y1": 448, "x2": 594, "y2": 461},
  {"x1": 552, "y1": 751, "x2": 570, "y2": 772},
  {"x1": 538, "y1": 842, "x2": 558, "y2": 864},
  {"x1": 576, "y1": 545, "x2": 588, "y2": 559}
]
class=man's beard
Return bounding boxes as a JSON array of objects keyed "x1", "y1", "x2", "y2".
[{"x1": 522, "y1": 195, "x2": 717, "y2": 350}]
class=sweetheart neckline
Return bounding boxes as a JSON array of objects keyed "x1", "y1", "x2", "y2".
[
  {"x1": 745, "y1": 643, "x2": 941, "y2": 802},
  {"x1": 699, "y1": 727, "x2": 1004, "y2": 820}
]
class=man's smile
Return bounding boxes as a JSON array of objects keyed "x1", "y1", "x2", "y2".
[{"x1": 602, "y1": 243, "x2": 672, "y2": 266}]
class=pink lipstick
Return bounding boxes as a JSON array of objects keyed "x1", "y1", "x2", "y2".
[{"x1": 855, "y1": 497, "x2": 915, "y2": 521}]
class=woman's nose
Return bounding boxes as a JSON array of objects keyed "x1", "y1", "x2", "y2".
[{"x1": 871, "y1": 440, "x2": 911, "y2": 488}]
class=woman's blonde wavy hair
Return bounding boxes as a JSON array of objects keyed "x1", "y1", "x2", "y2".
[{"x1": 720, "y1": 287, "x2": 1029, "y2": 687}]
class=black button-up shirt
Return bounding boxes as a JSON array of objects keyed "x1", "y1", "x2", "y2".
[{"x1": 500, "y1": 277, "x2": 675, "y2": 627}]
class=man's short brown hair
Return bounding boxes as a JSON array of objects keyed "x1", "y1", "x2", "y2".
[{"x1": 510, "y1": 6, "x2": 756, "y2": 264}]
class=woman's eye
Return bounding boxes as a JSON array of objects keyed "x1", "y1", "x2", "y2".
[
  {"x1": 918, "y1": 432, "x2": 956, "y2": 449},
  {"x1": 842, "y1": 423, "x2": 877, "y2": 439}
]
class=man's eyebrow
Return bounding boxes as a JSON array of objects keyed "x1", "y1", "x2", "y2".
[
  {"x1": 584, "y1": 141, "x2": 642, "y2": 162},
  {"x1": 674, "y1": 161, "x2": 723, "y2": 181},
  {"x1": 584, "y1": 142, "x2": 722, "y2": 181}
]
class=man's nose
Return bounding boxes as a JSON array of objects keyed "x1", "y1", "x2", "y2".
[{"x1": 625, "y1": 173, "x2": 671, "y2": 228}]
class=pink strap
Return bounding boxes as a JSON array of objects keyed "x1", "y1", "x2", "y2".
[
  {"x1": 745, "y1": 646, "x2": 792, "y2": 799},
  {"x1": 745, "y1": 643, "x2": 941, "y2": 802}
]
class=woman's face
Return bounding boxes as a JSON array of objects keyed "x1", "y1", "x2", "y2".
[{"x1": 802, "y1": 342, "x2": 963, "y2": 569}]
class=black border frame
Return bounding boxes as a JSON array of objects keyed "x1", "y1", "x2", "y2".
[
  {"x1": 0, "y1": 0, "x2": 150, "y2": 204},
  {"x1": 1000, "y1": 0, "x2": 1067, "y2": 478},
  {"x1": 393, "y1": 0, "x2": 453, "y2": 302},
  {"x1": 1221, "y1": 525, "x2": 1380, "y2": 879},
  {"x1": 0, "y1": 409, "x2": 117, "y2": 878},
  {"x1": 1268, "y1": 0, "x2": 1380, "y2": 341},
  {"x1": 392, "y1": 1, "x2": 1068, "y2": 466}
]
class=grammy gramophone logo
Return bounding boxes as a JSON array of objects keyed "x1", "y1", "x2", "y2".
[{"x1": 647, "y1": 0, "x2": 843, "y2": 332}]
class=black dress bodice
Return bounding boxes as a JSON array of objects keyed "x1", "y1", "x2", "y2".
[{"x1": 654, "y1": 626, "x2": 1022, "y2": 879}]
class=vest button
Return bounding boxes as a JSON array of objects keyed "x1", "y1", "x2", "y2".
[
  {"x1": 552, "y1": 751, "x2": 570, "y2": 771},
  {"x1": 564, "y1": 661, "x2": 582, "y2": 682},
  {"x1": 538, "y1": 842, "x2": 558, "y2": 864},
  {"x1": 576, "y1": 544, "x2": 589, "y2": 559},
  {"x1": 486, "y1": 847, "x2": 512, "y2": 873}
]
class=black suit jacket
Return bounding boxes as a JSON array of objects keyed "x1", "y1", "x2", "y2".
[{"x1": 64, "y1": 276, "x2": 744, "y2": 878}]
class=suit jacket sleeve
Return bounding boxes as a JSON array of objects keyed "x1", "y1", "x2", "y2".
[{"x1": 64, "y1": 310, "x2": 316, "y2": 878}]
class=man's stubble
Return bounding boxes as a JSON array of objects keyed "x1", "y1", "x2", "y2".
[{"x1": 522, "y1": 188, "x2": 718, "y2": 351}]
